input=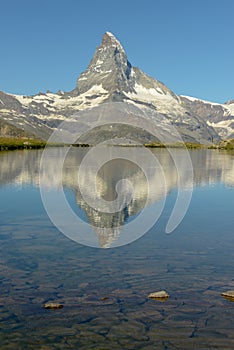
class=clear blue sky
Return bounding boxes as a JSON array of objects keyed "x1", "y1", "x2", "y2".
[{"x1": 1, "y1": 0, "x2": 233, "y2": 103}]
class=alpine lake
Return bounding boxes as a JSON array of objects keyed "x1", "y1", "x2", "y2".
[{"x1": 0, "y1": 146, "x2": 234, "y2": 350}]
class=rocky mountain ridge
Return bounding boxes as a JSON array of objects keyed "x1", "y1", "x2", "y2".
[{"x1": 0, "y1": 32, "x2": 233, "y2": 143}]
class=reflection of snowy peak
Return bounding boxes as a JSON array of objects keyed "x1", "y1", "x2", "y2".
[
  {"x1": 1, "y1": 147, "x2": 234, "y2": 247},
  {"x1": 0, "y1": 32, "x2": 233, "y2": 142}
]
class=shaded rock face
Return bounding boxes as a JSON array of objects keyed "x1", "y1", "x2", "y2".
[
  {"x1": 0, "y1": 32, "x2": 233, "y2": 142},
  {"x1": 181, "y1": 97, "x2": 228, "y2": 123},
  {"x1": 0, "y1": 119, "x2": 35, "y2": 138},
  {"x1": 0, "y1": 91, "x2": 23, "y2": 112}
]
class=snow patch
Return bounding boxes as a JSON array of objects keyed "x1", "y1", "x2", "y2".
[
  {"x1": 129, "y1": 83, "x2": 174, "y2": 102},
  {"x1": 225, "y1": 103, "x2": 234, "y2": 115},
  {"x1": 106, "y1": 31, "x2": 115, "y2": 37},
  {"x1": 207, "y1": 120, "x2": 234, "y2": 138},
  {"x1": 12, "y1": 85, "x2": 108, "y2": 115},
  {"x1": 96, "y1": 59, "x2": 103, "y2": 65},
  {"x1": 181, "y1": 95, "x2": 221, "y2": 106},
  {"x1": 14, "y1": 95, "x2": 33, "y2": 106}
]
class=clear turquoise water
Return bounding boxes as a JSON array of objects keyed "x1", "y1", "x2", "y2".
[{"x1": 0, "y1": 148, "x2": 234, "y2": 349}]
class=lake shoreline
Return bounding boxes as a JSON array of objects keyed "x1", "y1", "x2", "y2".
[{"x1": 1, "y1": 137, "x2": 234, "y2": 151}]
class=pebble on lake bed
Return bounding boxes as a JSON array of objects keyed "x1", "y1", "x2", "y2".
[
  {"x1": 221, "y1": 290, "x2": 234, "y2": 300},
  {"x1": 148, "y1": 290, "x2": 169, "y2": 299},
  {"x1": 43, "y1": 302, "x2": 64, "y2": 309}
]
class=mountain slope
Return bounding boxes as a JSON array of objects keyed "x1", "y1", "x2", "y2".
[
  {"x1": 180, "y1": 95, "x2": 234, "y2": 139},
  {"x1": 0, "y1": 32, "x2": 233, "y2": 143}
]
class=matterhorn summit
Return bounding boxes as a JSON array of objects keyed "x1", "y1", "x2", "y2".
[
  {"x1": 76, "y1": 31, "x2": 134, "y2": 97},
  {"x1": 75, "y1": 32, "x2": 179, "y2": 104},
  {"x1": 0, "y1": 32, "x2": 233, "y2": 142}
]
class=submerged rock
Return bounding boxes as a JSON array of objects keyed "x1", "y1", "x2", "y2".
[
  {"x1": 148, "y1": 290, "x2": 169, "y2": 299},
  {"x1": 43, "y1": 302, "x2": 64, "y2": 309},
  {"x1": 99, "y1": 297, "x2": 110, "y2": 301},
  {"x1": 221, "y1": 290, "x2": 234, "y2": 300}
]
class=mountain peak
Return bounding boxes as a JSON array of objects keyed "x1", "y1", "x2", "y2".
[
  {"x1": 101, "y1": 32, "x2": 124, "y2": 51},
  {"x1": 74, "y1": 32, "x2": 180, "y2": 102},
  {"x1": 104, "y1": 31, "x2": 116, "y2": 38},
  {"x1": 76, "y1": 32, "x2": 133, "y2": 96}
]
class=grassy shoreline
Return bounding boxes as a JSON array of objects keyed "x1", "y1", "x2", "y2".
[
  {"x1": 0, "y1": 137, "x2": 46, "y2": 151},
  {"x1": 0, "y1": 137, "x2": 66, "y2": 151},
  {"x1": 1, "y1": 137, "x2": 234, "y2": 151}
]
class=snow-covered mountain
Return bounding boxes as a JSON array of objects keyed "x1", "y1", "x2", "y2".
[
  {"x1": 180, "y1": 95, "x2": 234, "y2": 139},
  {"x1": 0, "y1": 32, "x2": 233, "y2": 143}
]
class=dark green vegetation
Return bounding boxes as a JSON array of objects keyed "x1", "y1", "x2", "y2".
[
  {"x1": 145, "y1": 142, "x2": 210, "y2": 149},
  {"x1": 145, "y1": 139, "x2": 234, "y2": 150},
  {"x1": 0, "y1": 137, "x2": 91, "y2": 151},
  {"x1": 0, "y1": 137, "x2": 47, "y2": 151},
  {"x1": 144, "y1": 142, "x2": 205, "y2": 149},
  {"x1": 1, "y1": 136, "x2": 234, "y2": 151},
  {"x1": 0, "y1": 137, "x2": 65, "y2": 151},
  {"x1": 72, "y1": 143, "x2": 90, "y2": 147}
]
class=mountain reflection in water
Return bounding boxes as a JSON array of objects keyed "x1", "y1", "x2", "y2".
[{"x1": 0, "y1": 147, "x2": 234, "y2": 247}]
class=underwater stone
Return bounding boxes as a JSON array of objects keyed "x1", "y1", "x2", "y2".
[
  {"x1": 43, "y1": 302, "x2": 64, "y2": 309},
  {"x1": 221, "y1": 290, "x2": 234, "y2": 300},
  {"x1": 148, "y1": 290, "x2": 169, "y2": 299}
]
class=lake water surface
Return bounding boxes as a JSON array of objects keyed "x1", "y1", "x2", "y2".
[{"x1": 0, "y1": 147, "x2": 234, "y2": 349}]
